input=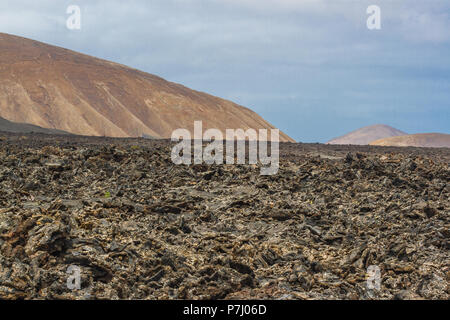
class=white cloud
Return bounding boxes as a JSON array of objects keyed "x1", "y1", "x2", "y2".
[{"x1": 0, "y1": 0, "x2": 449, "y2": 141}]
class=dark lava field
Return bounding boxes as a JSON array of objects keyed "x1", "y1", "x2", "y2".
[{"x1": 0, "y1": 132, "x2": 448, "y2": 300}]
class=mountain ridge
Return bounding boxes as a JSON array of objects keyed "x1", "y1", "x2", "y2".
[
  {"x1": 327, "y1": 124, "x2": 406, "y2": 145},
  {"x1": 0, "y1": 33, "x2": 294, "y2": 142},
  {"x1": 0, "y1": 116, "x2": 70, "y2": 135}
]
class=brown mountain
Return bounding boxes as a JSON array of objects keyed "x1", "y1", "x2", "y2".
[
  {"x1": 370, "y1": 133, "x2": 450, "y2": 148},
  {"x1": 0, "y1": 116, "x2": 70, "y2": 135},
  {"x1": 0, "y1": 33, "x2": 294, "y2": 142},
  {"x1": 327, "y1": 124, "x2": 406, "y2": 145}
]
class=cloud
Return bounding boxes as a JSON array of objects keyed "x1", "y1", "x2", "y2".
[{"x1": 0, "y1": 0, "x2": 449, "y2": 141}]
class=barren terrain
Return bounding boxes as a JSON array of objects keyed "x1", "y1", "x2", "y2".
[
  {"x1": 0, "y1": 132, "x2": 448, "y2": 300},
  {"x1": 371, "y1": 133, "x2": 450, "y2": 148}
]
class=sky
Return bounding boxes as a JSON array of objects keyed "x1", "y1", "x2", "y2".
[{"x1": 0, "y1": 0, "x2": 449, "y2": 142}]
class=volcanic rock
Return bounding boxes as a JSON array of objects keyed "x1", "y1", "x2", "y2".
[{"x1": 0, "y1": 133, "x2": 448, "y2": 300}]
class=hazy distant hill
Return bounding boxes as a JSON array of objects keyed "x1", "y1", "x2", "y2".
[
  {"x1": 370, "y1": 133, "x2": 450, "y2": 148},
  {"x1": 0, "y1": 33, "x2": 294, "y2": 142},
  {"x1": 0, "y1": 116, "x2": 70, "y2": 135},
  {"x1": 327, "y1": 124, "x2": 406, "y2": 145}
]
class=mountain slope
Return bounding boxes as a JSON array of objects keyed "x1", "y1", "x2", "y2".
[
  {"x1": 0, "y1": 33, "x2": 294, "y2": 142},
  {"x1": 0, "y1": 116, "x2": 70, "y2": 135},
  {"x1": 327, "y1": 124, "x2": 406, "y2": 145},
  {"x1": 370, "y1": 133, "x2": 450, "y2": 148}
]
